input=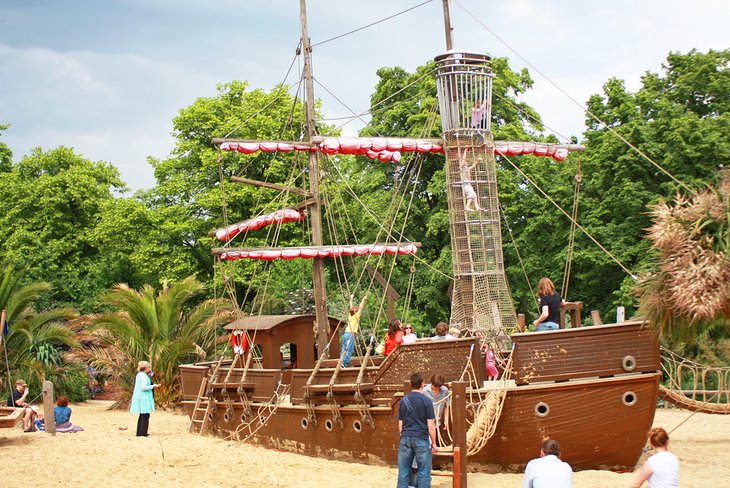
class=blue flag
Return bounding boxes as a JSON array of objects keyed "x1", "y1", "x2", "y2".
[{"x1": 3, "y1": 320, "x2": 7, "y2": 336}]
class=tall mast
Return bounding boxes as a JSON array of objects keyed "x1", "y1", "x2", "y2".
[
  {"x1": 442, "y1": 0, "x2": 453, "y2": 50},
  {"x1": 299, "y1": 0, "x2": 330, "y2": 358}
]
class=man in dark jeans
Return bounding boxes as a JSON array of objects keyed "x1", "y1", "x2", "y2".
[{"x1": 397, "y1": 373, "x2": 438, "y2": 488}]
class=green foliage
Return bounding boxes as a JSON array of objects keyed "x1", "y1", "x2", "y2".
[
  {"x1": 83, "y1": 277, "x2": 232, "y2": 407},
  {"x1": 0, "y1": 147, "x2": 127, "y2": 311},
  {"x1": 0, "y1": 267, "x2": 79, "y2": 384},
  {"x1": 577, "y1": 49, "x2": 729, "y2": 320}
]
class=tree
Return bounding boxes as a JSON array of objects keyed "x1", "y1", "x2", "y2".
[
  {"x1": 575, "y1": 49, "x2": 729, "y2": 318},
  {"x1": 84, "y1": 277, "x2": 232, "y2": 407},
  {"x1": 0, "y1": 146, "x2": 127, "y2": 311},
  {"x1": 0, "y1": 267, "x2": 78, "y2": 389}
]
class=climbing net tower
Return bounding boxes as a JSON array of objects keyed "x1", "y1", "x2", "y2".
[{"x1": 434, "y1": 51, "x2": 517, "y2": 337}]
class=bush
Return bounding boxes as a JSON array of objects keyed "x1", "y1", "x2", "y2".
[{"x1": 44, "y1": 363, "x2": 92, "y2": 403}]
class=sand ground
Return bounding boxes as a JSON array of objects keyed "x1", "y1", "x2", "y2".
[{"x1": 2, "y1": 401, "x2": 728, "y2": 487}]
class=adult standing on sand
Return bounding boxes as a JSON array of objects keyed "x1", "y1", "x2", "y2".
[
  {"x1": 397, "y1": 372, "x2": 437, "y2": 488},
  {"x1": 130, "y1": 360, "x2": 159, "y2": 437},
  {"x1": 630, "y1": 427, "x2": 679, "y2": 488}
]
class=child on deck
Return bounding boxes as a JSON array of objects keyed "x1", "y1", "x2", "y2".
[
  {"x1": 484, "y1": 344, "x2": 499, "y2": 381},
  {"x1": 342, "y1": 293, "x2": 367, "y2": 367}
]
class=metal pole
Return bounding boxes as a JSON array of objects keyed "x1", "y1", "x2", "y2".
[{"x1": 299, "y1": 0, "x2": 330, "y2": 358}]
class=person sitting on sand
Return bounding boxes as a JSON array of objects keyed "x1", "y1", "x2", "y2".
[
  {"x1": 523, "y1": 438, "x2": 572, "y2": 488},
  {"x1": 630, "y1": 427, "x2": 679, "y2": 488},
  {"x1": 54, "y1": 395, "x2": 84, "y2": 433},
  {"x1": 7, "y1": 379, "x2": 38, "y2": 432}
]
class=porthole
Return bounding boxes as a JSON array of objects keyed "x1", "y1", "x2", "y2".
[
  {"x1": 259, "y1": 415, "x2": 266, "y2": 425},
  {"x1": 622, "y1": 391, "x2": 637, "y2": 407},
  {"x1": 240, "y1": 413, "x2": 248, "y2": 423},
  {"x1": 207, "y1": 412, "x2": 214, "y2": 421},
  {"x1": 324, "y1": 419, "x2": 334, "y2": 432},
  {"x1": 622, "y1": 355, "x2": 637, "y2": 372},
  {"x1": 301, "y1": 417, "x2": 309, "y2": 430},
  {"x1": 534, "y1": 402, "x2": 550, "y2": 418},
  {"x1": 353, "y1": 420, "x2": 363, "y2": 433},
  {"x1": 223, "y1": 413, "x2": 230, "y2": 422}
]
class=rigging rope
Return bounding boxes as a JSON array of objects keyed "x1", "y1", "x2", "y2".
[
  {"x1": 454, "y1": 0, "x2": 692, "y2": 193},
  {"x1": 502, "y1": 153, "x2": 637, "y2": 279},
  {"x1": 561, "y1": 156, "x2": 582, "y2": 301},
  {"x1": 311, "y1": 0, "x2": 434, "y2": 47}
]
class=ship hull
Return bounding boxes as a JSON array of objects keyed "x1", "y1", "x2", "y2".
[{"x1": 180, "y1": 320, "x2": 660, "y2": 471}]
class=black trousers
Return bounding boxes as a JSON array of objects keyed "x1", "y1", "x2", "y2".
[{"x1": 136, "y1": 413, "x2": 150, "y2": 436}]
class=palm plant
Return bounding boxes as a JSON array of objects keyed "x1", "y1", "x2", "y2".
[
  {"x1": 637, "y1": 170, "x2": 730, "y2": 342},
  {"x1": 0, "y1": 267, "x2": 79, "y2": 388},
  {"x1": 84, "y1": 277, "x2": 231, "y2": 407}
]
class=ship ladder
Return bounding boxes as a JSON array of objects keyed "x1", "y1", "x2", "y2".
[
  {"x1": 189, "y1": 376, "x2": 215, "y2": 434},
  {"x1": 432, "y1": 446, "x2": 466, "y2": 488},
  {"x1": 189, "y1": 358, "x2": 224, "y2": 434}
]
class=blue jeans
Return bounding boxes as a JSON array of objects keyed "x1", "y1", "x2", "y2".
[
  {"x1": 341, "y1": 332, "x2": 355, "y2": 367},
  {"x1": 537, "y1": 321, "x2": 559, "y2": 331},
  {"x1": 397, "y1": 436, "x2": 432, "y2": 488}
]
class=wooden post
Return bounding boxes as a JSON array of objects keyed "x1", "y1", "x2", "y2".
[
  {"x1": 591, "y1": 310, "x2": 603, "y2": 325},
  {"x1": 0, "y1": 309, "x2": 5, "y2": 350},
  {"x1": 43, "y1": 381, "x2": 56, "y2": 435},
  {"x1": 616, "y1": 306, "x2": 625, "y2": 323},
  {"x1": 300, "y1": 0, "x2": 330, "y2": 359},
  {"x1": 451, "y1": 381, "x2": 467, "y2": 488},
  {"x1": 517, "y1": 314, "x2": 526, "y2": 332},
  {"x1": 442, "y1": 0, "x2": 453, "y2": 50}
]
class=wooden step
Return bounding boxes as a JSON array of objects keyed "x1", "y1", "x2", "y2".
[{"x1": 305, "y1": 383, "x2": 374, "y2": 394}]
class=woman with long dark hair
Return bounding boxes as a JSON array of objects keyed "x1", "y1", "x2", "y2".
[
  {"x1": 384, "y1": 319, "x2": 404, "y2": 356},
  {"x1": 532, "y1": 277, "x2": 566, "y2": 331}
]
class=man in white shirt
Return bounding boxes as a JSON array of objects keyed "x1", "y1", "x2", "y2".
[{"x1": 523, "y1": 439, "x2": 573, "y2": 488}]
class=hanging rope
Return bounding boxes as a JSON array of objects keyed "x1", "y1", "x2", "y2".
[
  {"x1": 502, "y1": 153, "x2": 637, "y2": 279},
  {"x1": 561, "y1": 155, "x2": 582, "y2": 301}
]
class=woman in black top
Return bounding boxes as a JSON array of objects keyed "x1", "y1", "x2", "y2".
[{"x1": 532, "y1": 277, "x2": 566, "y2": 331}]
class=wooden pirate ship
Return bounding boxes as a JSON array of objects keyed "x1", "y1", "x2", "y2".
[{"x1": 179, "y1": 0, "x2": 664, "y2": 476}]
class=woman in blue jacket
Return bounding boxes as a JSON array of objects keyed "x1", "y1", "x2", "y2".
[{"x1": 130, "y1": 360, "x2": 159, "y2": 437}]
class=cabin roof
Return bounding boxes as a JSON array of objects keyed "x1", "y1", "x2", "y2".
[{"x1": 224, "y1": 314, "x2": 341, "y2": 331}]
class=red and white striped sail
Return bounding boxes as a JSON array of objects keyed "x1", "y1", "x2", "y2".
[
  {"x1": 218, "y1": 243, "x2": 419, "y2": 262},
  {"x1": 218, "y1": 137, "x2": 577, "y2": 162},
  {"x1": 215, "y1": 208, "x2": 307, "y2": 241}
]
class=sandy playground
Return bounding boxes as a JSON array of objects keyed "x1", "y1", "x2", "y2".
[{"x1": 1, "y1": 401, "x2": 728, "y2": 487}]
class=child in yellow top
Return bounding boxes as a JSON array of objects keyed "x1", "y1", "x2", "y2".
[{"x1": 341, "y1": 293, "x2": 367, "y2": 366}]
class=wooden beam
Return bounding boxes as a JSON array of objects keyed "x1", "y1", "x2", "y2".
[
  {"x1": 451, "y1": 381, "x2": 468, "y2": 487},
  {"x1": 229, "y1": 176, "x2": 312, "y2": 197},
  {"x1": 293, "y1": 198, "x2": 317, "y2": 211},
  {"x1": 365, "y1": 265, "x2": 401, "y2": 300}
]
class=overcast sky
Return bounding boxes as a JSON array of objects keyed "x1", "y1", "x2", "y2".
[{"x1": 1, "y1": 0, "x2": 728, "y2": 191}]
